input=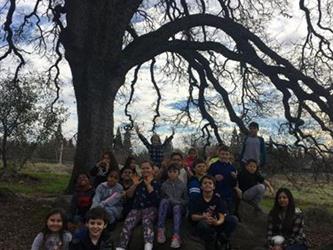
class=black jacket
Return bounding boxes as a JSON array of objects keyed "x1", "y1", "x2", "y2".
[{"x1": 70, "y1": 231, "x2": 113, "y2": 250}]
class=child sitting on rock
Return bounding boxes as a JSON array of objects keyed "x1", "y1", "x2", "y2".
[
  {"x1": 237, "y1": 159, "x2": 273, "y2": 212},
  {"x1": 157, "y1": 164, "x2": 188, "y2": 248},
  {"x1": 70, "y1": 173, "x2": 95, "y2": 224},
  {"x1": 92, "y1": 170, "x2": 123, "y2": 225}
]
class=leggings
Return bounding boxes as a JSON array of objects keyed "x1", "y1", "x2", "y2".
[
  {"x1": 157, "y1": 199, "x2": 183, "y2": 235},
  {"x1": 118, "y1": 207, "x2": 157, "y2": 248}
]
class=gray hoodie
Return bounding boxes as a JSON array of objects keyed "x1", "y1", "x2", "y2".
[
  {"x1": 92, "y1": 182, "x2": 123, "y2": 223},
  {"x1": 161, "y1": 178, "x2": 188, "y2": 206}
]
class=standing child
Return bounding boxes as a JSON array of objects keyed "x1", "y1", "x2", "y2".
[
  {"x1": 116, "y1": 161, "x2": 160, "y2": 250},
  {"x1": 237, "y1": 159, "x2": 274, "y2": 212},
  {"x1": 188, "y1": 159, "x2": 208, "y2": 202},
  {"x1": 208, "y1": 146, "x2": 238, "y2": 214},
  {"x1": 240, "y1": 122, "x2": 266, "y2": 169},
  {"x1": 267, "y1": 188, "x2": 308, "y2": 250},
  {"x1": 92, "y1": 170, "x2": 123, "y2": 225},
  {"x1": 31, "y1": 208, "x2": 72, "y2": 250},
  {"x1": 135, "y1": 125, "x2": 174, "y2": 167},
  {"x1": 190, "y1": 176, "x2": 238, "y2": 250},
  {"x1": 157, "y1": 164, "x2": 188, "y2": 248},
  {"x1": 70, "y1": 173, "x2": 95, "y2": 224},
  {"x1": 70, "y1": 207, "x2": 113, "y2": 250}
]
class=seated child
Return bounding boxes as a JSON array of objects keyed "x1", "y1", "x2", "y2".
[
  {"x1": 190, "y1": 176, "x2": 238, "y2": 250},
  {"x1": 238, "y1": 159, "x2": 273, "y2": 211},
  {"x1": 267, "y1": 188, "x2": 308, "y2": 250},
  {"x1": 119, "y1": 166, "x2": 135, "y2": 219},
  {"x1": 188, "y1": 159, "x2": 208, "y2": 202},
  {"x1": 69, "y1": 207, "x2": 113, "y2": 250},
  {"x1": 157, "y1": 164, "x2": 188, "y2": 248},
  {"x1": 90, "y1": 151, "x2": 118, "y2": 188},
  {"x1": 31, "y1": 208, "x2": 72, "y2": 250},
  {"x1": 208, "y1": 146, "x2": 238, "y2": 213},
  {"x1": 70, "y1": 173, "x2": 95, "y2": 224},
  {"x1": 92, "y1": 170, "x2": 123, "y2": 225},
  {"x1": 116, "y1": 161, "x2": 160, "y2": 250},
  {"x1": 185, "y1": 148, "x2": 198, "y2": 176}
]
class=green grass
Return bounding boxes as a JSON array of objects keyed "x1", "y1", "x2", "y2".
[{"x1": 0, "y1": 163, "x2": 71, "y2": 196}]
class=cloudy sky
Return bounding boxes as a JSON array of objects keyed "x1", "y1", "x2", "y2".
[{"x1": 2, "y1": 0, "x2": 324, "y2": 151}]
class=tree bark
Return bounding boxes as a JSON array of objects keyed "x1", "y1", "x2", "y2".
[{"x1": 66, "y1": 64, "x2": 124, "y2": 191}]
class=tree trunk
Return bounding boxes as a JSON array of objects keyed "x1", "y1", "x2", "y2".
[
  {"x1": 66, "y1": 64, "x2": 124, "y2": 192},
  {"x1": 1, "y1": 124, "x2": 9, "y2": 177}
]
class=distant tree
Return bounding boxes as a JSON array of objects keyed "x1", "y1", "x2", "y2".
[
  {"x1": 113, "y1": 127, "x2": 123, "y2": 153},
  {"x1": 0, "y1": 75, "x2": 66, "y2": 176},
  {"x1": 123, "y1": 126, "x2": 133, "y2": 156}
]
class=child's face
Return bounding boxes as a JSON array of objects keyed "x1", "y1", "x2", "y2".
[
  {"x1": 278, "y1": 192, "x2": 289, "y2": 208},
  {"x1": 194, "y1": 163, "x2": 207, "y2": 176},
  {"x1": 219, "y1": 150, "x2": 230, "y2": 162},
  {"x1": 141, "y1": 162, "x2": 154, "y2": 178},
  {"x1": 245, "y1": 162, "x2": 257, "y2": 174},
  {"x1": 121, "y1": 169, "x2": 133, "y2": 181},
  {"x1": 86, "y1": 218, "x2": 107, "y2": 239},
  {"x1": 151, "y1": 135, "x2": 161, "y2": 145},
  {"x1": 107, "y1": 172, "x2": 119, "y2": 186},
  {"x1": 171, "y1": 155, "x2": 183, "y2": 166},
  {"x1": 249, "y1": 126, "x2": 258, "y2": 136},
  {"x1": 47, "y1": 213, "x2": 63, "y2": 233},
  {"x1": 77, "y1": 174, "x2": 90, "y2": 186},
  {"x1": 189, "y1": 150, "x2": 197, "y2": 158},
  {"x1": 168, "y1": 169, "x2": 179, "y2": 180},
  {"x1": 201, "y1": 178, "x2": 215, "y2": 192}
]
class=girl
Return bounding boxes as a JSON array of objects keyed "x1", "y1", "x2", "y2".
[
  {"x1": 31, "y1": 208, "x2": 72, "y2": 250},
  {"x1": 90, "y1": 151, "x2": 118, "y2": 188},
  {"x1": 70, "y1": 173, "x2": 95, "y2": 224},
  {"x1": 267, "y1": 188, "x2": 308, "y2": 250},
  {"x1": 92, "y1": 170, "x2": 124, "y2": 225},
  {"x1": 135, "y1": 125, "x2": 174, "y2": 167},
  {"x1": 116, "y1": 160, "x2": 160, "y2": 250}
]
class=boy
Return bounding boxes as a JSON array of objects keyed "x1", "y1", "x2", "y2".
[
  {"x1": 187, "y1": 158, "x2": 207, "y2": 202},
  {"x1": 240, "y1": 122, "x2": 266, "y2": 169},
  {"x1": 208, "y1": 146, "x2": 237, "y2": 213},
  {"x1": 190, "y1": 175, "x2": 238, "y2": 250},
  {"x1": 157, "y1": 164, "x2": 188, "y2": 248},
  {"x1": 238, "y1": 159, "x2": 274, "y2": 211},
  {"x1": 92, "y1": 170, "x2": 123, "y2": 224},
  {"x1": 70, "y1": 207, "x2": 113, "y2": 250}
]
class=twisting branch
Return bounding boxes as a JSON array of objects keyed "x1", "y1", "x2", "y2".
[
  {"x1": 125, "y1": 64, "x2": 142, "y2": 128},
  {"x1": 150, "y1": 58, "x2": 162, "y2": 132}
]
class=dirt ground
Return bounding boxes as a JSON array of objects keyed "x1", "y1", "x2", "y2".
[{"x1": 0, "y1": 195, "x2": 333, "y2": 250}]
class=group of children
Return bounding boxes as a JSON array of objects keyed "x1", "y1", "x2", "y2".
[{"x1": 31, "y1": 122, "x2": 309, "y2": 250}]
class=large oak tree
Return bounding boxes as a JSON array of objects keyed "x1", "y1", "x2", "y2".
[{"x1": 1, "y1": 0, "x2": 332, "y2": 189}]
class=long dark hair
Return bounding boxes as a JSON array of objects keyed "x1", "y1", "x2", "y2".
[
  {"x1": 41, "y1": 208, "x2": 68, "y2": 249},
  {"x1": 269, "y1": 188, "x2": 295, "y2": 235}
]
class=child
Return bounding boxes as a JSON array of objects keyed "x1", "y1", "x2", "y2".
[
  {"x1": 70, "y1": 173, "x2": 95, "y2": 224},
  {"x1": 267, "y1": 188, "x2": 308, "y2": 250},
  {"x1": 116, "y1": 161, "x2": 160, "y2": 250},
  {"x1": 208, "y1": 145, "x2": 238, "y2": 213},
  {"x1": 119, "y1": 166, "x2": 135, "y2": 218},
  {"x1": 237, "y1": 159, "x2": 274, "y2": 211},
  {"x1": 185, "y1": 148, "x2": 198, "y2": 174},
  {"x1": 190, "y1": 176, "x2": 238, "y2": 250},
  {"x1": 240, "y1": 121, "x2": 266, "y2": 169},
  {"x1": 157, "y1": 164, "x2": 188, "y2": 248},
  {"x1": 188, "y1": 158, "x2": 208, "y2": 202},
  {"x1": 90, "y1": 151, "x2": 118, "y2": 188},
  {"x1": 31, "y1": 208, "x2": 72, "y2": 250},
  {"x1": 69, "y1": 207, "x2": 113, "y2": 250},
  {"x1": 92, "y1": 170, "x2": 123, "y2": 225},
  {"x1": 123, "y1": 156, "x2": 138, "y2": 176},
  {"x1": 135, "y1": 125, "x2": 174, "y2": 167}
]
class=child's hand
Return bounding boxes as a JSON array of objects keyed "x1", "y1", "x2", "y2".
[
  {"x1": 231, "y1": 171, "x2": 237, "y2": 178},
  {"x1": 132, "y1": 175, "x2": 141, "y2": 185},
  {"x1": 134, "y1": 124, "x2": 140, "y2": 133},
  {"x1": 215, "y1": 174, "x2": 224, "y2": 181},
  {"x1": 144, "y1": 175, "x2": 154, "y2": 185}
]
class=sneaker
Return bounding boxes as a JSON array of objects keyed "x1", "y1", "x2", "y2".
[
  {"x1": 157, "y1": 228, "x2": 166, "y2": 244},
  {"x1": 144, "y1": 242, "x2": 153, "y2": 250},
  {"x1": 170, "y1": 234, "x2": 181, "y2": 248}
]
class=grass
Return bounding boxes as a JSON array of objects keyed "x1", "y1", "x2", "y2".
[{"x1": 0, "y1": 163, "x2": 71, "y2": 196}]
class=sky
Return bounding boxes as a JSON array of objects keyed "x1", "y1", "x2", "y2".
[{"x1": 2, "y1": 0, "x2": 329, "y2": 151}]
